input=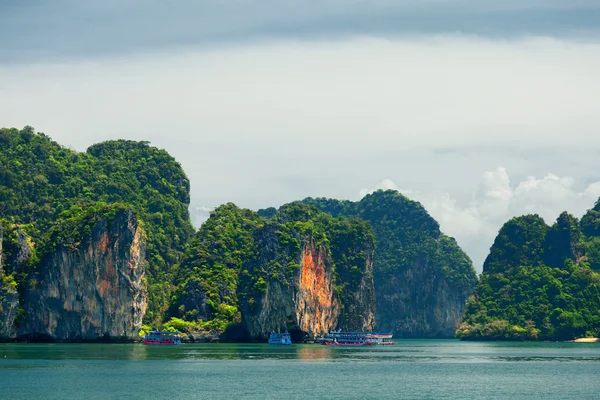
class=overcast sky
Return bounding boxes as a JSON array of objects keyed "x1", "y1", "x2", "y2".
[{"x1": 2, "y1": 1, "x2": 600, "y2": 272}]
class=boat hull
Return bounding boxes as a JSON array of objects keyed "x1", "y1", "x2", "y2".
[
  {"x1": 316, "y1": 331, "x2": 394, "y2": 346},
  {"x1": 321, "y1": 340, "x2": 375, "y2": 346},
  {"x1": 143, "y1": 340, "x2": 182, "y2": 345}
]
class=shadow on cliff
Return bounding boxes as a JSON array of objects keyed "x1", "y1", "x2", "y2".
[
  {"x1": 219, "y1": 324, "x2": 308, "y2": 344},
  {"x1": 15, "y1": 332, "x2": 136, "y2": 343}
]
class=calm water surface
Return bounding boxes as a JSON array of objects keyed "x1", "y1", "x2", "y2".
[{"x1": 1, "y1": 340, "x2": 599, "y2": 399}]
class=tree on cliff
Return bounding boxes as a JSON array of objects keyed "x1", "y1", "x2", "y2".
[
  {"x1": 0, "y1": 127, "x2": 194, "y2": 325},
  {"x1": 458, "y1": 210, "x2": 600, "y2": 341},
  {"x1": 301, "y1": 190, "x2": 478, "y2": 337},
  {"x1": 169, "y1": 202, "x2": 376, "y2": 339}
]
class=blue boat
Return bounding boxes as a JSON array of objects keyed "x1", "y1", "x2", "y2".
[{"x1": 268, "y1": 331, "x2": 292, "y2": 345}]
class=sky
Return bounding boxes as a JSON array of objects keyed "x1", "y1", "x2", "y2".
[{"x1": 1, "y1": 1, "x2": 600, "y2": 272}]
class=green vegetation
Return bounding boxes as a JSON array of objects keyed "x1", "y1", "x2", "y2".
[
  {"x1": 325, "y1": 217, "x2": 375, "y2": 328},
  {"x1": 0, "y1": 127, "x2": 194, "y2": 324},
  {"x1": 458, "y1": 212, "x2": 600, "y2": 341},
  {"x1": 170, "y1": 202, "x2": 376, "y2": 335},
  {"x1": 169, "y1": 203, "x2": 262, "y2": 332},
  {"x1": 0, "y1": 126, "x2": 478, "y2": 339},
  {"x1": 302, "y1": 190, "x2": 477, "y2": 293}
]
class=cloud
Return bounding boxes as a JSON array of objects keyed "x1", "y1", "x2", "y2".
[
  {"x1": 358, "y1": 178, "x2": 409, "y2": 200},
  {"x1": 190, "y1": 206, "x2": 213, "y2": 228},
  {"x1": 365, "y1": 168, "x2": 600, "y2": 273},
  {"x1": 1, "y1": 35, "x2": 599, "y2": 272},
  {"x1": 1, "y1": 1, "x2": 600, "y2": 62},
  {"x1": 2, "y1": 36, "x2": 599, "y2": 154}
]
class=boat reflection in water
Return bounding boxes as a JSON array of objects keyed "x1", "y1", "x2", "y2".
[{"x1": 296, "y1": 345, "x2": 332, "y2": 362}]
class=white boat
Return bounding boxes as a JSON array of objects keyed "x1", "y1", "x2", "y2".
[
  {"x1": 315, "y1": 330, "x2": 395, "y2": 346},
  {"x1": 268, "y1": 331, "x2": 292, "y2": 345}
]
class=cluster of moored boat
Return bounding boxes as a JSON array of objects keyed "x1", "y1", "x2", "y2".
[
  {"x1": 266, "y1": 329, "x2": 395, "y2": 346},
  {"x1": 142, "y1": 329, "x2": 395, "y2": 346}
]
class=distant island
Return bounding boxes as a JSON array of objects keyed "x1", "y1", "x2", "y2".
[
  {"x1": 458, "y1": 210, "x2": 600, "y2": 341},
  {"x1": 1, "y1": 126, "x2": 598, "y2": 343}
]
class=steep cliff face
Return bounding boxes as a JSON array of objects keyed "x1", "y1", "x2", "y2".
[
  {"x1": 340, "y1": 253, "x2": 375, "y2": 331},
  {"x1": 0, "y1": 128, "x2": 194, "y2": 325},
  {"x1": 375, "y1": 257, "x2": 468, "y2": 337},
  {"x1": 0, "y1": 278, "x2": 19, "y2": 341},
  {"x1": 238, "y1": 228, "x2": 341, "y2": 340},
  {"x1": 374, "y1": 233, "x2": 475, "y2": 337},
  {"x1": 294, "y1": 240, "x2": 340, "y2": 336},
  {"x1": 302, "y1": 190, "x2": 478, "y2": 337},
  {"x1": 0, "y1": 224, "x2": 34, "y2": 340},
  {"x1": 0, "y1": 225, "x2": 19, "y2": 340},
  {"x1": 239, "y1": 231, "x2": 374, "y2": 340},
  {"x1": 182, "y1": 203, "x2": 377, "y2": 341},
  {"x1": 19, "y1": 209, "x2": 147, "y2": 341}
]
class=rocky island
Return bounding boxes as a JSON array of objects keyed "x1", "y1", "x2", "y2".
[
  {"x1": 1, "y1": 126, "x2": 478, "y2": 342},
  {"x1": 457, "y1": 209, "x2": 600, "y2": 341}
]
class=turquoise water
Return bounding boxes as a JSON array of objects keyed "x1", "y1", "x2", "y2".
[{"x1": 1, "y1": 340, "x2": 599, "y2": 399}]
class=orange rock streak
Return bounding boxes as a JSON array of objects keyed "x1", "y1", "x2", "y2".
[{"x1": 297, "y1": 243, "x2": 338, "y2": 336}]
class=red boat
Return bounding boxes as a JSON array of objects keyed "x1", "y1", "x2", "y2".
[
  {"x1": 322, "y1": 339, "x2": 375, "y2": 346},
  {"x1": 142, "y1": 330, "x2": 182, "y2": 345}
]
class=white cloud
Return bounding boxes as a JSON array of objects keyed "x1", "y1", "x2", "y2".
[
  {"x1": 363, "y1": 168, "x2": 600, "y2": 273},
  {"x1": 1, "y1": 36, "x2": 600, "y2": 156},
  {"x1": 358, "y1": 178, "x2": 408, "y2": 200},
  {"x1": 190, "y1": 206, "x2": 212, "y2": 228},
  {"x1": 1, "y1": 36, "x2": 599, "y2": 271}
]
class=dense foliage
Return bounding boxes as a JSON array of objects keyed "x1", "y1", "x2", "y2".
[
  {"x1": 482, "y1": 215, "x2": 549, "y2": 274},
  {"x1": 0, "y1": 127, "x2": 194, "y2": 323},
  {"x1": 302, "y1": 190, "x2": 477, "y2": 294},
  {"x1": 169, "y1": 203, "x2": 263, "y2": 332},
  {"x1": 458, "y1": 211, "x2": 600, "y2": 341},
  {"x1": 324, "y1": 217, "x2": 375, "y2": 328},
  {"x1": 169, "y1": 202, "x2": 375, "y2": 335}
]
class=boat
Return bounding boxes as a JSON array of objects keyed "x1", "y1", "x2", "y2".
[
  {"x1": 316, "y1": 330, "x2": 395, "y2": 346},
  {"x1": 268, "y1": 331, "x2": 292, "y2": 345},
  {"x1": 142, "y1": 330, "x2": 182, "y2": 345}
]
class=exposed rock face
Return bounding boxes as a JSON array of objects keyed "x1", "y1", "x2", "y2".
[
  {"x1": 294, "y1": 241, "x2": 340, "y2": 336},
  {"x1": 0, "y1": 224, "x2": 31, "y2": 340},
  {"x1": 0, "y1": 225, "x2": 20, "y2": 340},
  {"x1": 172, "y1": 279, "x2": 212, "y2": 322},
  {"x1": 240, "y1": 230, "x2": 374, "y2": 340},
  {"x1": 0, "y1": 284, "x2": 18, "y2": 340},
  {"x1": 375, "y1": 258, "x2": 467, "y2": 337},
  {"x1": 301, "y1": 191, "x2": 478, "y2": 337},
  {"x1": 19, "y1": 209, "x2": 147, "y2": 341},
  {"x1": 339, "y1": 253, "x2": 375, "y2": 331}
]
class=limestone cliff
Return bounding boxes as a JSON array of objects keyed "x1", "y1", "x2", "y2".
[
  {"x1": 302, "y1": 190, "x2": 478, "y2": 337},
  {"x1": 459, "y1": 212, "x2": 600, "y2": 341},
  {"x1": 374, "y1": 254, "x2": 469, "y2": 337},
  {"x1": 171, "y1": 203, "x2": 376, "y2": 341},
  {"x1": 239, "y1": 220, "x2": 375, "y2": 340},
  {"x1": 0, "y1": 225, "x2": 19, "y2": 340},
  {"x1": 18, "y1": 208, "x2": 147, "y2": 341},
  {"x1": 0, "y1": 224, "x2": 33, "y2": 340},
  {"x1": 295, "y1": 241, "x2": 340, "y2": 335}
]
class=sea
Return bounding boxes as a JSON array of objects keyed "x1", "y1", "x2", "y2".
[{"x1": 1, "y1": 339, "x2": 599, "y2": 399}]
